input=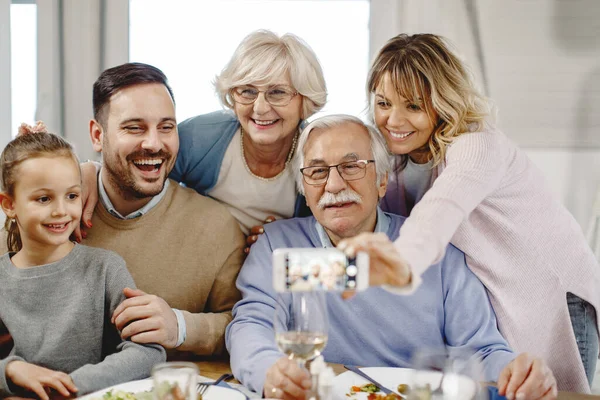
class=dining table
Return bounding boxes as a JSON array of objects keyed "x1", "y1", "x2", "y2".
[{"x1": 192, "y1": 358, "x2": 600, "y2": 400}]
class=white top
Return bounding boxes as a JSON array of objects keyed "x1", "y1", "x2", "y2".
[{"x1": 209, "y1": 129, "x2": 297, "y2": 235}]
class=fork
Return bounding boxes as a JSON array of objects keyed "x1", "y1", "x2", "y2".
[{"x1": 197, "y1": 373, "x2": 234, "y2": 395}]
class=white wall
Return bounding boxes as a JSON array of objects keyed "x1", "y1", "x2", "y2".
[{"x1": 526, "y1": 149, "x2": 600, "y2": 230}]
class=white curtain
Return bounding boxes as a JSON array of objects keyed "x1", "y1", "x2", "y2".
[
  {"x1": 588, "y1": 186, "x2": 600, "y2": 261},
  {"x1": 0, "y1": 0, "x2": 12, "y2": 150},
  {"x1": 35, "y1": 0, "x2": 128, "y2": 161},
  {"x1": 369, "y1": 0, "x2": 487, "y2": 94}
]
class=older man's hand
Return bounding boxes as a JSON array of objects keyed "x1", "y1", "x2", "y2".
[
  {"x1": 497, "y1": 353, "x2": 557, "y2": 400},
  {"x1": 337, "y1": 232, "x2": 412, "y2": 290},
  {"x1": 263, "y1": 356, "x2": 311, "y2": 399},
  {"x1": 111, "y1": 288, "x2": 179, "y2": 349}
]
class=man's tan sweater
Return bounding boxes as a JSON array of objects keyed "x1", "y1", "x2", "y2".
[{"x1": 83, "y1": 180, "x2": 245, "y2": 357}]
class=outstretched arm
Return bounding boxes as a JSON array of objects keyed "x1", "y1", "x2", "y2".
[{"x1": 69, "y1": 258, "x2": 166, "y2": 395}]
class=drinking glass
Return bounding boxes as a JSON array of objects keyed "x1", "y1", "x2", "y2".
[
  {"x1": 152, "y1": 361, "x2": 199, "y2": 400},
  {"x1": 409, "y1": 348, "x2": 488, "y2": 400},
  {"x1": 274, "y1": 291, "x2": 329, "y2": 368}
]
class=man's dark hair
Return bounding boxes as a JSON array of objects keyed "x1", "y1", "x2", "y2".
[{"x1": 92, "y1": 62, "x2": 175, "y2": 126}]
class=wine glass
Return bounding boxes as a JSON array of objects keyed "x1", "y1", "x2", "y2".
[
  {"x1": 409, "y1": 348, "x2": 488, "y2": 400},
  {"x1": 274, "y1": 291, "x2": 329, "y2": 368},
  {"x1": 152, "y1": 362, "x2": 199, "y2": 400}
]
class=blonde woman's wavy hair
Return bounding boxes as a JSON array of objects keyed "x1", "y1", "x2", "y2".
[
  {"x1": 367, "y1": 33, "x2": 492, "y2": 168},
  {"x1": 215, "y1": 30, "x2": 327, "y2": 120}
]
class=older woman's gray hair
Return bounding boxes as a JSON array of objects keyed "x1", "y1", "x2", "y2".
[
  {"x1": 293, "y1": 114, "x2": 392, "y2": 195},
  {"x1": 214, "y1": 30, "x2": 327, "y2": 120}
]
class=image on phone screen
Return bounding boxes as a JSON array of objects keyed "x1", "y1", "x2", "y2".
[{"x1": 284, "y1": 251, "x2": 358, "y2": 291}]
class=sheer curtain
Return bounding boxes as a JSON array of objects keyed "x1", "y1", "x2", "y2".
[
  {"x1": 588, "y1": 186, "x2": 600, "y2": 261},
  {"x1": 370, "y1": 0, "x2": 487, "y2": 92},
  {"x1": 0, "y1": 0, "x2": 11, "y2": 150},
  {"x1": 35, "y1": 0, "x2": 128, "y2": 161}
]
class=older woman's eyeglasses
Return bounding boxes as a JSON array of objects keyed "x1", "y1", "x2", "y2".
[
  {"x1": 300, "y1": 160, "x2": 375, "y2": 186},
  {"x1": 231, "y1": 85, "x2": 299, "y2": 107}
]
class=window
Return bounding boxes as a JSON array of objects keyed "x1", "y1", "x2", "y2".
[
  {"x1": 129, "y1": 0, "x2": 370, "y2": 122},
  {"x1": 10, "y1": 1, "x2": 37, "y2": 137}
]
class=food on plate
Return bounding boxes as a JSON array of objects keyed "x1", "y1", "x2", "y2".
[
  {"x1": 98, "y1": 382, "x2": 199, "y2": 400},
  {"x1": 350, "y1": 383, "x2": 380, "y2": 394},
  {"x1": 347, "y1": 382, "x2": 410, "y2": 399}
]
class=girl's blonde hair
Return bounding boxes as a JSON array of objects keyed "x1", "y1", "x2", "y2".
[
  {"x1": 0, "y1": 127, "x2": 78, "y2": 252},
  {"x1": 215, "y1": 29, "x2": 327, "y2": 120},
  {"x1": 367, "y1": 33, "x2": 491, "y2": 167}
]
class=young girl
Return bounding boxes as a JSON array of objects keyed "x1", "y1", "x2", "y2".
[
  {"x1": 338, "y1": 34, "x2": 600, "y2": 394},
  {"x1": 0, "y1": 124, "x2": 165, "y2": 399}
]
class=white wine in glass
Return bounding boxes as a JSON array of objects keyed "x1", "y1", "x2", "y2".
[{"x1": 274, "y1": 291, "x2": 329, "y2": 367}]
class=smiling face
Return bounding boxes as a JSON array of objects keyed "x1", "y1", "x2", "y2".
[
  {"x1": 233, "y1": 74, "x2": 303, "y2": 147},
  {"x1": 374, "y1": 73, "x2": 436, "y2": 163},
  {"x1": 91, "y1": 83, "x2": 178, "y2": 203},
  {"x1": 302, "y1": 123, "x2": 388, "y2": 245},
  {"x1": 2, "y1": 155, "x2": 82, "y2": 254}
]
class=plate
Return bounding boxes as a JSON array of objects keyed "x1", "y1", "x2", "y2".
[
  {"x1": 79, "y1": 377, "x2": 247, "y2": 400},
  {"x1": 332, "y1": 367, "x2": 477, "y2": 400}
]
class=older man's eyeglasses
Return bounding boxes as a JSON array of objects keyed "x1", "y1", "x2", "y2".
[
  {"x1": 300, "y1": 160, "x2": 376, "y2": 186},
  {"x1": 231, "y1": 85, "x2": 299, "y2": 107}
]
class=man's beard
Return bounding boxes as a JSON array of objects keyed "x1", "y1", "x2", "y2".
[{"x1": 103, "y1": 150, "x2": 171, "y2": 201}]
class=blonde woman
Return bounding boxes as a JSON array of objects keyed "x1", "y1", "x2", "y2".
[{"x1": 339, "y1": 33, "x2": 600, "y2": 395}]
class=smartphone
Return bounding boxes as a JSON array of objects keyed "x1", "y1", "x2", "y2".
[{"x1": 273, "y1": 248, "x2": 369, "y2": 293}]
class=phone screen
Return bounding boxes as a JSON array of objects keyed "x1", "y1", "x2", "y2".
[{"x1": 284, "y1": 250, "x2": 358, "y2": 291}]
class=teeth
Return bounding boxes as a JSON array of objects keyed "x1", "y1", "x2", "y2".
[
  {"x1": 47, "y1": 223, "x2": 67, "y2": 229},
  {"x1": 390, "y1": 131, "x2": 414, "y2": 139},
  {"x1": 254, "y1": 119, "x2": 277, "y2": 126},
  {"x1": 133, "y1": 159, "x2": 163, "y2": 165}
]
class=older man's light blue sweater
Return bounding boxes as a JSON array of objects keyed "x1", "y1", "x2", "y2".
[{"x1": 225, "y1": 211, "x2": 516, "y2": 394}]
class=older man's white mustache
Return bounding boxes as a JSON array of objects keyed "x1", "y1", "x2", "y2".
[{"x1": 317, "y1": 189, "x2": 363, "y2": 209}]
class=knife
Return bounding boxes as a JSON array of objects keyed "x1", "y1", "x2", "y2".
[{"x1": 344, "y1": 365, "x2": 406, "y2": 399}]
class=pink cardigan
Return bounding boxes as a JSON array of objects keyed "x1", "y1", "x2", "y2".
[{"x1": 384, "y1": 127, "x2": 600, "y2": 393}]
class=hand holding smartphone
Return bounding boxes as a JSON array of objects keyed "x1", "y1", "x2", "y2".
[{"x1": 273, "y1": 248, "x2": 369, "y2": 293}]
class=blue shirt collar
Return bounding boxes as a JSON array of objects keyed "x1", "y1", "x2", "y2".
[
  {"x1": 315, "y1": 206, "x2": 390, "y2": 248},
  {"x1": 98, "y1": 169, "x2": 170, "y2": 220}
]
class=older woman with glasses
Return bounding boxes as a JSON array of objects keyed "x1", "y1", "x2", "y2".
[
  {"x1": 78, "y1": 30, "x2": 327, "y2": 250},
  {"x1": 171, "y1": 30, "x2": 326, "y2": 243}
]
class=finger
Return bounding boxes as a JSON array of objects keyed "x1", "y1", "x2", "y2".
[
  {"x1": 246, "y1": 235, "x2": 258, "y2": 246},
  {"x1": 128, "y1": 329, "x2": 169, "y2": 346},
  {"x1": 250, "y1": 226, "x2": 265, "y2": 235},
  {"x1": 274, "y1": 373, "x2": 307, "y2": 399},
  {"x1": 59, "y1": 374, "x2": 78, "y2": 394},
  {"x1": 114, "y1": 304, "x2": 157, "y2": 331},
  {"x1": 28, "y1": 382, "x2": 49, "y2": 400},
  {"x1": 504, "y1": 354, "x2": 532, "y2": 400},
  {"x1": 45, "y1": 379, "x2": 71, "y2": 397},
  {"x1": 123, "y1": 287, "x2": 146, "y2": 298},
  {"x1": 264, "y1": 216, "x2": 276, "y2": 224},
  {"x1": 244, "y1": 247, "x2": 250, "y2": 255},
  {"x1": 496, "y1": 363, "x2": 512, "y2": 395},
  {"x1": 112, "y1": 296, "x2": 153, "y2": 326},
  {"x1": 120, "y1": 317, "x2": 161, "y2": 340},
  {"x1": 278, "y1": 358, "x2": 311, "y2": 389},
  {"x1": 73, "y1": 224, "x2": 83, "y2": 243},
  {"x1": 538, "y1": 382, "x2": 557, "y2": 400},
  {"x1": 81, "y1": 197, "x2": 96, "y2": 229},
  {"x1": 514, "y1": 361, "x2": 552, "y2": 400},
  {"x1": 341, "y1": 291, "x2": 356, "y2": 300}
]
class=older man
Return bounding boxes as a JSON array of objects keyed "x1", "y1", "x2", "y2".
[
  {"x1": 225, "y1": 115, "x2": 556, "y2": 400},
  {"x1": 82, "y1": 63, "x2": 245, "y2": 357}
]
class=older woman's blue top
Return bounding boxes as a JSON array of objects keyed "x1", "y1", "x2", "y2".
[{"x1": 170, "y1": 110, "x2": 310, "y2": 217}]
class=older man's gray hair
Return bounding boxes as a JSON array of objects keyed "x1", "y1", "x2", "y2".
[{"x1": 293, "y1": 114, "x2": 392, "y2": 195}]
